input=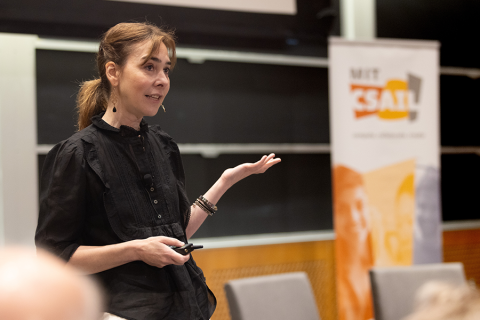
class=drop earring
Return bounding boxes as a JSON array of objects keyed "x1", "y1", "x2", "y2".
[
  {"x1": 161, "y1": 104, "x2": 166, "y2": 112},
  {"x1": 112, "y1": 87, "x2": 117, "y2": 113}
]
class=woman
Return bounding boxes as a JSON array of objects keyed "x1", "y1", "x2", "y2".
[{"x1": 35, "y1": 22, "x2": 280, "y2": 320}]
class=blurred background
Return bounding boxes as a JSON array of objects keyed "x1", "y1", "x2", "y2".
[{"x1": 1, "y1": 1, "x2": 479, "y2": 319}]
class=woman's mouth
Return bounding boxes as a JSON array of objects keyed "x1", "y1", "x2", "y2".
[{"x1": 145, "y1": 94, "x2": 161, "y2": 101}]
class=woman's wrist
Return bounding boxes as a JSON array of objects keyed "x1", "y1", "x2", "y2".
[
  {"x1": 219, "y1": 169, "x2": 238, "y2": 189},
  {"x1": 127, "y1": 239, "x2": 143, "y2": 262},
  {"x1": 207, "y1": 174, "x2": 233, "y2": 201}
]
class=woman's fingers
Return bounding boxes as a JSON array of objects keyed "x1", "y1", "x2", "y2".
[
  {"x1": 158, "y1": 237, "x2": 191, "y2": 265},
  {"x1": 253, "y1": 154, "x2": 281, "y2": 173},
  {"x1": 265, "y1": 153, "x2": 280, "y2": 165},
  {"x1": 253, "y1": 154, "x2": 273, "y2": 167},
  {"x1": 170, "y1": 253, "x2": 190, "y2": 265},
  {"x1": 138, "y1": 236, "x2": 190, "y2": 268},
  {"x1": 254, "y1": 155, "x2": 267, "y2": 165},
  {"x1": 158, "y1": 236, "x2": 184, "y2": 248},
  {"x1": 267, "y1": 155, "x2": 281, "y2": 166},
  {"x1": 220, "y1": 153, "x2": 281, "y2": 184},
  {"x1": 159, "y1": 248, "x2": 189, "y2": 267}
]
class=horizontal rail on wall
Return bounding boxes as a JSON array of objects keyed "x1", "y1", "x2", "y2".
[
  {"x1": 37, "y1": 143, "x2": 332, "y2": 157},
  {"x1": 191, "y1": 230, "x2": 336, "y2": 249},
  {"x1": 441, "y1": 146, "x2": 480, "y2": 155},
  {"x1": 176, "y1": 47, "x2": 329, "y2": 67},
  {"x1": 38, "y1": 144, "x2": 480, "y2": 157},
  {"x1": 442, "y1": 220, "x2": 480, "y2": 231},
  {"x1": 440, "y1": 66, "x2": 480, "y2": 79},
  {"x1": 189, "y1": 220, "x2": 480, "y2": 249},
  {"x1": 35, "y1": 38, "x2": 329, "y2": 67},
  {"x1": 179, "y1": 143, "x2": 331, "y2": 157},
  {"x1": 36, "y1": 38, "x2": 480, "y2": 76},
  {"x1": 36, "y1": 38, "x2": 99, "y2": 53}
]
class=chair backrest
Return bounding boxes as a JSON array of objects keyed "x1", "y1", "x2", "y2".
[
  {"x1": 369, "y1": 262, "x2": 466, "y2": 320},
  {"x1": 224, "y1": 272, "x2": 321, "y2": 320}
]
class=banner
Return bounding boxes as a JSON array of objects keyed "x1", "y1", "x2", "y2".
[{"x1": 329, "y1": 37, "x2": 441, "y2": 320}]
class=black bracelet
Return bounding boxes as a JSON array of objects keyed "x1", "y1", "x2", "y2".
[
  {"x1": 194, "y1": 199, "x2": 214, "y2": 216},
  {"x1": 197, "y1": 199, "x2": 215, "y2": 215},
  {"x1": 199, "y1": 195, "x2": 218, "y2": 211},
  {"x1": 193, "y1": 194, "x2": 218, "y2": 217}
]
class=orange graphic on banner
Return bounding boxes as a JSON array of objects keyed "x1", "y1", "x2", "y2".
[
  {"x1": 334, "y1": 160, "x2": 416, "y2": 320},
  {"x1": 334, "y1": 166, "x2": 374, "y2": 320},
  {"x1": 363, "y1": 159, "x2": 415, "y2": 266},
  {"x1": 351, "y1": 79, "x2": 411, "y2": 120},
  {"x1": 351, "y1": 84, "x2": 383, "y2": 119}
]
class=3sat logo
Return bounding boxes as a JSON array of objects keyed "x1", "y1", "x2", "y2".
[{"x1": 350, "y1": 68, "x2": 422, "y2": 121}]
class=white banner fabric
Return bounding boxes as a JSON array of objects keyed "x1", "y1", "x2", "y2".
[{"x1": 329, "y1": 37, "x2": 442, "y2": 320}]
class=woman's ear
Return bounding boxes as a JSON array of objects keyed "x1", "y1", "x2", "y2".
[{"x1": 105, "y1": 61, "x2": 119, "y2": 87}]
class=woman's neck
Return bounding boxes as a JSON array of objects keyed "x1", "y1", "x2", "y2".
[{"x1": 102, "y1": 107, "x2": 142, "y2": 131}]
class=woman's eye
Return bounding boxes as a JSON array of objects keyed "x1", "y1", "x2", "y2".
[
  {"x1": 145, "y1": 65, "x2": 154, "y2": 71},
  {"x1": 164, "y1": 68, "x2": 170, "y2": 76}
]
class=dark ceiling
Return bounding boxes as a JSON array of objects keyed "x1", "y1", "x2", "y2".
[
  {"x1": 0, "y1": 0, "x2": 339, "y2": 57},
  {"x1": 377, "y1": 0, "x2": 480, "y2": 68},
  {"x1": 1, "y1": 0, "x2": 477, "y2": 66}
]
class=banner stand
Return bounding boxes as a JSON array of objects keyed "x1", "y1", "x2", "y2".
[{"x1": 329, "y1": 37, "x2": 441, "y2": 320}]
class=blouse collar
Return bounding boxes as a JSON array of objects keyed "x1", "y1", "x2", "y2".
[{"x1": 91, "y1": 113, "x2": 149, "y2": 137}]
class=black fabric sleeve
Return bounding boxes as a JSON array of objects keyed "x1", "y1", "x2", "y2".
[{"x1": 35, "y1": 140, "x2": 87, "y2": 261}]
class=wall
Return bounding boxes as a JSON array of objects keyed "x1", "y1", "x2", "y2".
[
  {"x1": 192, "y1": 227, "x2": 480, "y2": 320},
  {"x1": 0, "y1": 33, "x2": 38, "y2": 246}
]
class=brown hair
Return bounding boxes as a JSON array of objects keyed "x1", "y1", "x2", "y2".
[{"x1": 76, "y1": 22, "x2": 176, "y2": 130}]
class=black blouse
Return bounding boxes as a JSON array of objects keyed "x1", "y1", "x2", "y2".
[{"x1": 35, "y1": 114, "x2": 216, "y2": 320}]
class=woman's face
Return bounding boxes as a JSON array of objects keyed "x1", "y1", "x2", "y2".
[{"x1": 116, "y1": 40, "x2": 171, "y2": 118}]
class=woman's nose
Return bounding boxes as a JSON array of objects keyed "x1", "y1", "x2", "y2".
[{"x1": 155, "y1": 72, "x2": 169, "y2": 86}]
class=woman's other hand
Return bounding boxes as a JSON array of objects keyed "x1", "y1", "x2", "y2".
[
  {"x1": 136, "y1": 236, "x2": 190, "y2": 268},
  {"x1": 221, "y1": 153, "x2": 281, "y2": 187}
]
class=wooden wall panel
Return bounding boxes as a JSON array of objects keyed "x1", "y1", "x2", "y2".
[
  {"x1": 192, "y1": 228, "x2": 480, "y2": 320},
  {"x1": 443, "y1": 228, "x2": 480, "y2": 285},
  {"x1": 192, "y1": 241, "x2": 336, "y2": 320}
]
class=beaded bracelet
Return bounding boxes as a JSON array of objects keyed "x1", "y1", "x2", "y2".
[
  {"x1": 194, "y1": 199, "x2": 215, "y2": 216},
  {"x1": 193, "y1": 195, "x2": 217, "y2": 216},
  {"x1": 199, "y1": 195, "x2": 218, "y2": 211}
]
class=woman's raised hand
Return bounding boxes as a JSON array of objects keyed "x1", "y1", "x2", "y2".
[
  {"x1": 136, "y1": 236, "x2": 190, "y2": 268},
  {"x1": 185, "y1": 153, "x2": 281, "y2": 239},
  {"x1": 221, "y1": 153, "x2": 281, "y2": 187}
]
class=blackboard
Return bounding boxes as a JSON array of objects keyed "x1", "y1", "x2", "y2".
[
  {"x1": 36, "y1": 49, "x2": 330, "y2": 144},
  {"x1": 38, "y1": 153, "x2": 334, "y2": 237},
  {"x1": 36, "y1": 48, "x2": 334, "y2": 237}
]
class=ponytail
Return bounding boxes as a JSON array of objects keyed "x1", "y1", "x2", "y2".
[{"x1": 76, "y1": 79, "x2": 107, "y2": 130}]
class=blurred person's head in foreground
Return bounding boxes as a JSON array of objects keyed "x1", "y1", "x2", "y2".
[
  {"x1": 0, "y1": 247, "x2": 103, "y2": 320},
  {"x1": 404, "y1": 280, "x2": 480, "y2": 320}
]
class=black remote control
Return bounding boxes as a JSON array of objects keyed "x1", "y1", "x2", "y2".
[{"x1": 169, "y1": 243, "x2": 204, "y2": 255}]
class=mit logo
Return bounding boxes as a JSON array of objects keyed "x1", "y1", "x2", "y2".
[{"x1": 350, "y1": 74, "x2": 422, "y2": 121}]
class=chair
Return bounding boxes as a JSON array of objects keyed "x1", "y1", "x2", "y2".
[
  {"x1": 369, "y1": 262, "x2": 466, "y2": 320},
  {"x1": 224, "y1": 272, "x2": 321, "y2": 320}
]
